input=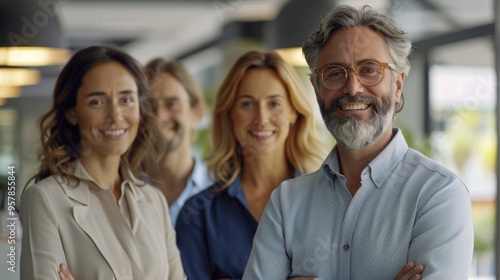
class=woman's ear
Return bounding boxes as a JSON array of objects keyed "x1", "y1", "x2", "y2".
[
  {"x1": 66, "y1": 109, "x2": 78, "y2": 126},
  {"x1": 290, "y1": 110, "x2": 299, "y2": 126}
]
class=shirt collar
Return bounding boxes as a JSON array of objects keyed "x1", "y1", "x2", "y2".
[
  {"x1": 226, "y1": 170, "x2": 302, "y2": 208},
  {"x1": 68, "y1": 159, "x2": 145, "y2": 202},
  {"x1": 118, "y1": 159, "x2": 146, "y2": 199},
  {"x1": 226, "y1": 174, "x2": 246, "y2": 206},
  {"x1": 367, "y1": 128, "x2": 408, "y2": 188},
  {"x1": 189, "y1": 156, "x2": 213, "y2": 192},
  {"x1": 323, "y1": 145, "x2": 341, "y2": 175},
  {"x1": 322, "y1": 128, "x2": 408, "y2": 189}
]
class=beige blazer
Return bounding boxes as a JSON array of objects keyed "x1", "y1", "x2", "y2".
[{"x1": 20, "y1": 160, "x2": 186, "y2": 280}]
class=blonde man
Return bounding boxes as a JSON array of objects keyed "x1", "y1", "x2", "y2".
[{"x1": 144, "y1": 59, "x2": 212, "y2": 226}]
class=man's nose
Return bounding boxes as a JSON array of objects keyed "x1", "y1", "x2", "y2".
[
  {"x1": 342, "y1": 71, "x2": 364, "y2": 96},
  {"x1": 155, "y1": 107, "x2": 172, "y2": 122}
]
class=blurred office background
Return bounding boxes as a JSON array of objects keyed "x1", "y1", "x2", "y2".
[{"x1": 0, "y1": 0, "x2": 497, "y2": 279}]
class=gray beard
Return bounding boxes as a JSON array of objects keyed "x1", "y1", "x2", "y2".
[{"x1": 319, "y1": 90, "x2": 395, "y2": 150}]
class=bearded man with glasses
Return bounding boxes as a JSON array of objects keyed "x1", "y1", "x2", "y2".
[{"x1": 243, "y1": 5, "x2": 473, "y2": 280}]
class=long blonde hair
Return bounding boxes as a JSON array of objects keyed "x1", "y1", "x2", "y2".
[
  {"x1": 28, "y1": 46, "x2": 166, "y2": 186},
  {"x1": 206, "y1": 50, "x2": 328, "y2": 190}
]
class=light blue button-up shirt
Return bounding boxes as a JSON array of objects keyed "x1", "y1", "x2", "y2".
[
  {"x1": 243, "y1": 128, "x2": 474, "y2": 280},
  {"x1": 169, "y1": 157, "x2": 212, "y2": 226}
]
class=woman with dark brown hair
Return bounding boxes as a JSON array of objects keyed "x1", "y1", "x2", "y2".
[{"x1": 20, "y1": 46, "x2": 186, "y2": 280}]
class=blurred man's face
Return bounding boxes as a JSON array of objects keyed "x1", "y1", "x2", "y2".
[{"x1": 148, "y1": 74, "x2": 200, "y2": 153}]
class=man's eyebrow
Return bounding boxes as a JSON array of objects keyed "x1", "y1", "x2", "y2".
[
  {"x1": 162, "y1": 97, "x2": 179, "y2": 102},
  {"x1": 320, "y1": 58, "x2": 379, "y2": 68}
]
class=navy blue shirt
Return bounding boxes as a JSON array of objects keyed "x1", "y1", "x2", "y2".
[{"x1": 175, "y1": 176, "x2": 257, "y2": 280}]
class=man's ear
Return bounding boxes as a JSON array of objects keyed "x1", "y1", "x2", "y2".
[
  {"x1": 310, "y1": 76, "x2": 320, "y2": 99},
  {"x1": 190, "y1": 104, "x2": 203, "y2": 128},
  {"x1": 66, "y1": 109, "x2": 78, "y2": 126},
  {"x1": 395, "y1": 72, "x2": 405, "y2": 103}
]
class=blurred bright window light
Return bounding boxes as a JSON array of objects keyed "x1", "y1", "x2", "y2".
[
  {"x1": 0, "y1": 68, "x2": 40, "y2": 86},
  {"x1": 0, "y1": 47, "x2": 70, "y2": 66}
]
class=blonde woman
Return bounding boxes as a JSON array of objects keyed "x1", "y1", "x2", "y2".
[
  {"x1": 20, "y1": 46, "x2": 186, "y2": 280},
  {"x1": 175, "y1": 50, "x2": 328, "y2": 280}
]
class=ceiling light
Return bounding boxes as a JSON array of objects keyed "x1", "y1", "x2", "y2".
[
  {"x1": 0, "y1": 86, "x2": 22, "y2": 98},
  {"x1": 0, "y1": 0, "x2": 70, "y2": 66},
  {"x1": 0, "y1": 47, "x2": 70, "y2": 66},
  {"x1": 267, "y1": 0, "x2": 332, "y2": 67},
  {"x1": 0, "y1": 68, "x2": 40, "y2": 87}
]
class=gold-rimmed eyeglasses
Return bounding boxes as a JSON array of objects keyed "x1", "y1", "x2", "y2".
[{"x1": 314, "y1": 59, "x2": 396, "y2": 90}]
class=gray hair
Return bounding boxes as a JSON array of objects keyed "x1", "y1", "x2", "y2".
[{"x1": 302, "y1": 5, "x2": 412, "y2": 114}]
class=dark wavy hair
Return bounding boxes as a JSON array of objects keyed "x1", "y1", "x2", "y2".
[{"x1": 28, "y1": 46, "x2": 166, "y2": 186}]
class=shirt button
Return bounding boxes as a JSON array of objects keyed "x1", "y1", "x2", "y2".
[{"x1": 343, "y1": 244, "x2": 350, "y2": 251}]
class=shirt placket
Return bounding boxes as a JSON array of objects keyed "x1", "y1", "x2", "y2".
[
  {"x1": 102, "y1": 185, "x2": 143, "y2": 279},
  {"x1": 338, "y1": 174, "x2": 368, "y2": 280}
]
